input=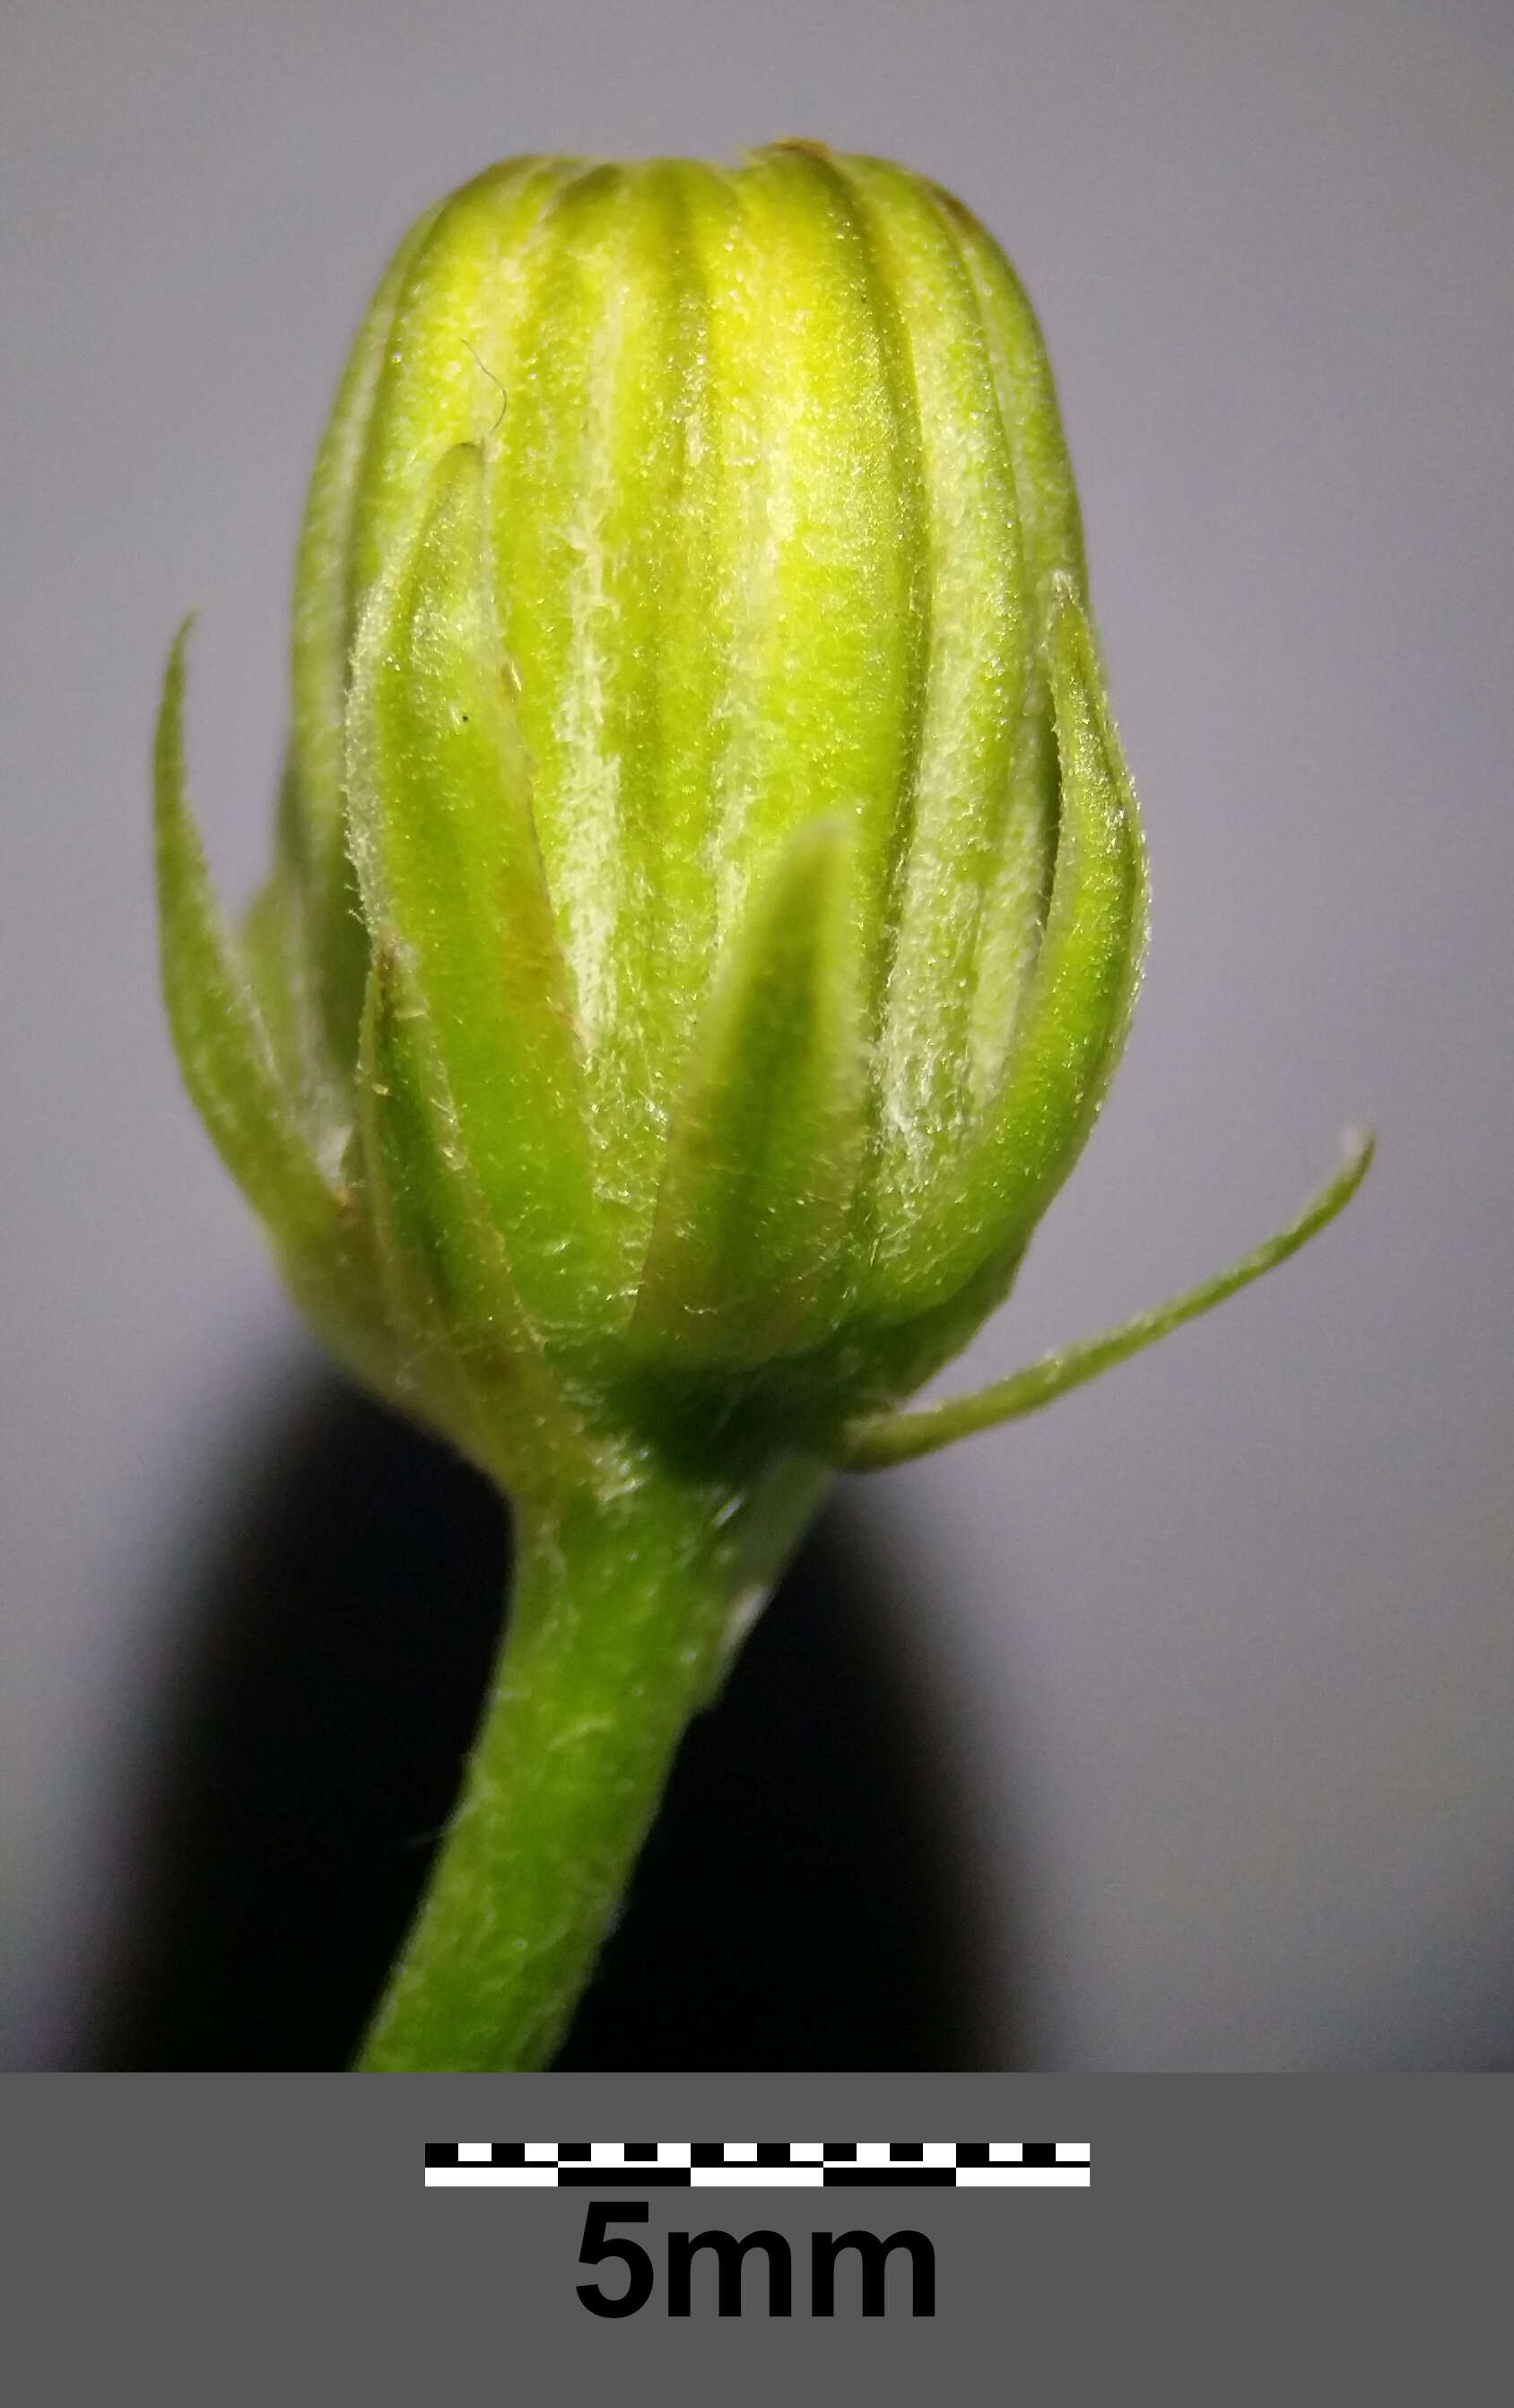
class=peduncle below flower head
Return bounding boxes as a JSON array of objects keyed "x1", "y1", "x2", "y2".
[{"x1": 156, "y1": 144, "x2": 1367, "y2": 1504}]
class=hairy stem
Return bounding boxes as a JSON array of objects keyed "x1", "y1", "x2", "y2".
[{"x1": 356, "y1": 1448, "x2": 830, "y2": 2071}]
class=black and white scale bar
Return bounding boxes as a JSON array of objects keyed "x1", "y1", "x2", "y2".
[{"x1": 424, "y1": 2142, "x2": 1090, "y2": 2189}]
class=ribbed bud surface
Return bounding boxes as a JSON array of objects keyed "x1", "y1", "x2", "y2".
[{"x1": 161, "y1": 145, "x2": 1149, "y2": 1479}]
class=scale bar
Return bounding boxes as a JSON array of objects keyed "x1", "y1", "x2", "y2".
[{"x1": 424, "y1": 2142, "x2": 1090, "y2": 2191}]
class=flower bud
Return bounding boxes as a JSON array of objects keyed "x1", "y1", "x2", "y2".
[{"x1": 156, "y1": 146, "x2": 1365, "y2": 1496}]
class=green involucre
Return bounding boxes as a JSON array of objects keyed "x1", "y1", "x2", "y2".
[{"x1": 161, "y1": 146, "x2": 1151, "y2": 1454}]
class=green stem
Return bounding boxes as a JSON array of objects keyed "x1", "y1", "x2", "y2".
[{"x1": 355, "y1": 1448, "x2": 831, "y2": 2071}]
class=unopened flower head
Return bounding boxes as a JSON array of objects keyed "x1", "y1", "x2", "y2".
[{"x1": 156, "y1": 145, "x2": 1363, "y2": 1498}]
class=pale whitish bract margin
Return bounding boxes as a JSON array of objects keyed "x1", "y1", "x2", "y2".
[{"x1": 424, "y1": 2141, "x2": 1091, "y2": 2189}]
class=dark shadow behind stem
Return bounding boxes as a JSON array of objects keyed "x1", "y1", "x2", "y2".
[{"x1": 86, "y1": 1376, "x2": 1018, "y2": 2071}]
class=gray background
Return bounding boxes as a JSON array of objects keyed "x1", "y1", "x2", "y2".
[{"x1": 3, "y1": 0, "x2": 1511, "y2": 2069}]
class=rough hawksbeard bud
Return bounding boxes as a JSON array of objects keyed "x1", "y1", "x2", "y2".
[{"x1": 155, "y1": 146, "x2": 1369, "y2": 2070}]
